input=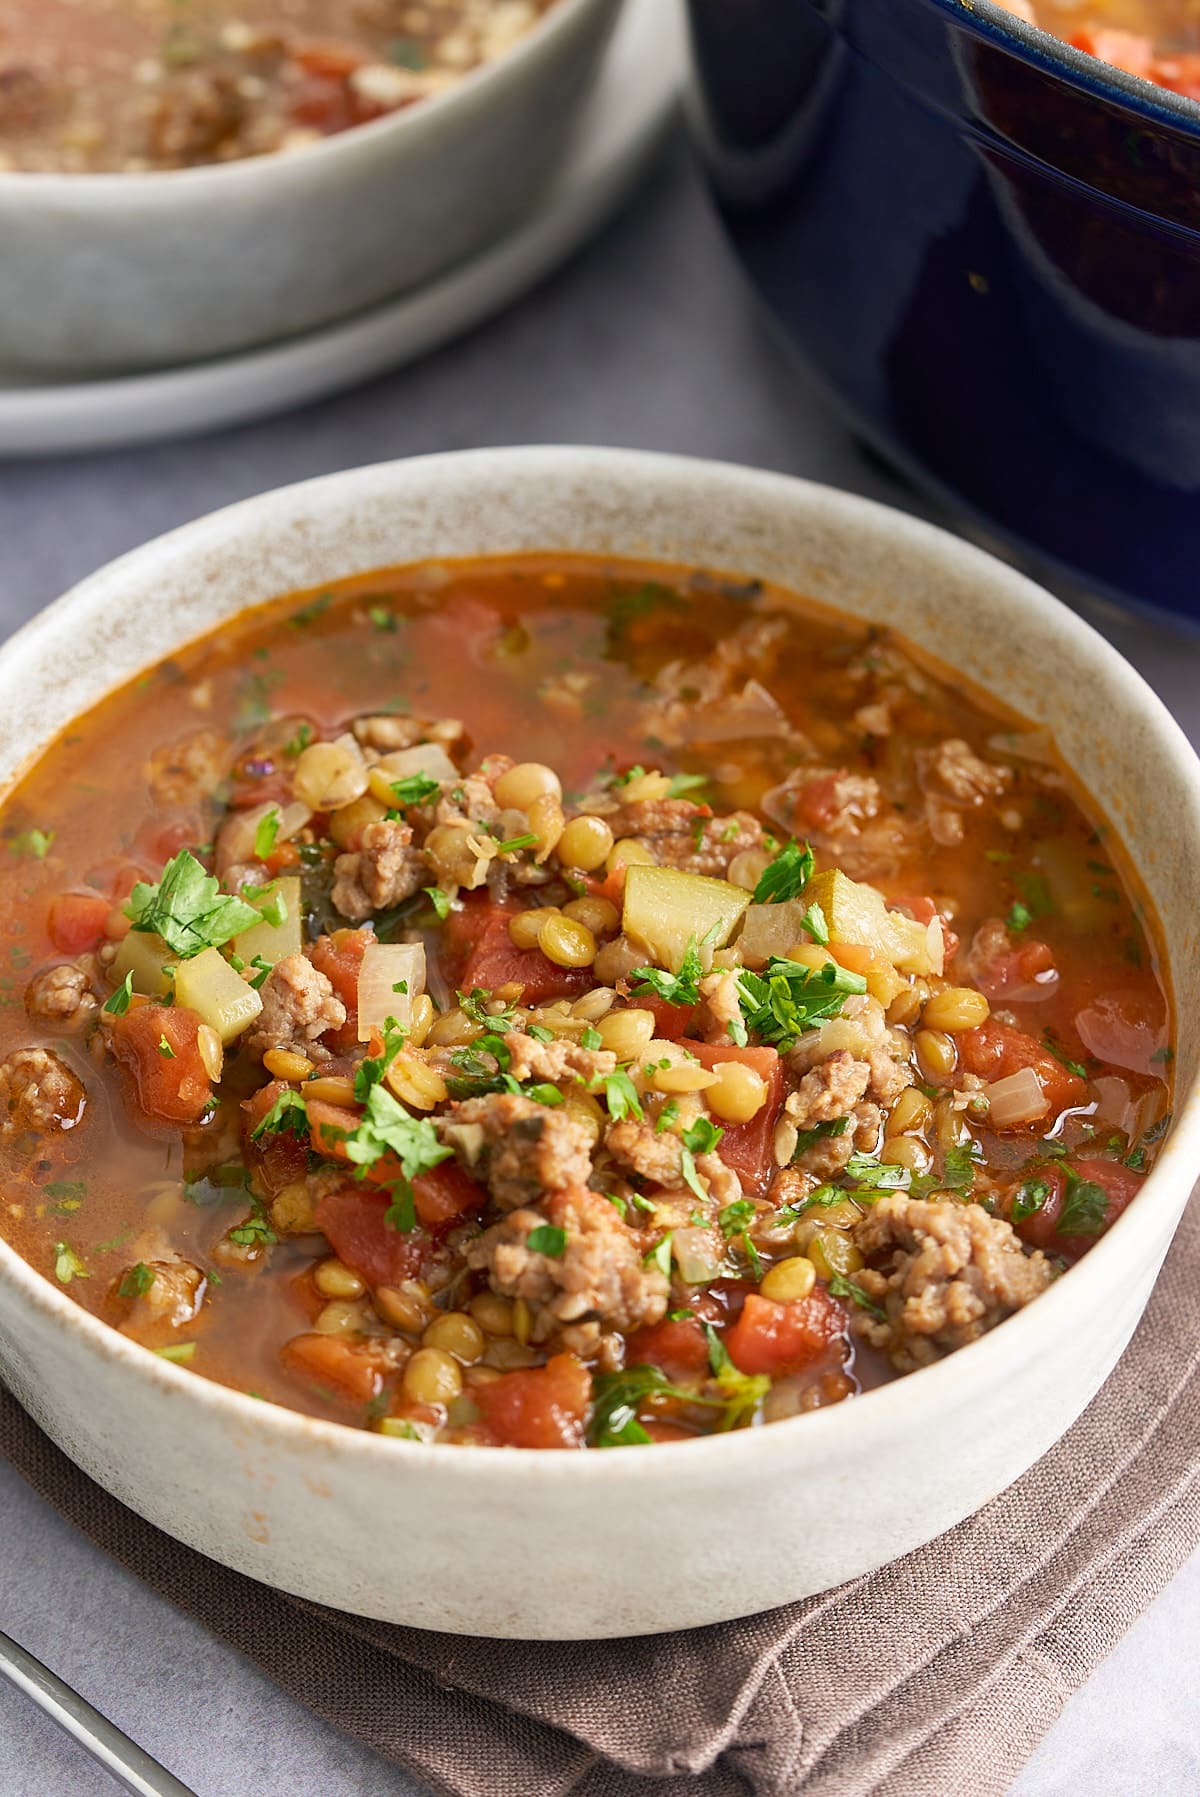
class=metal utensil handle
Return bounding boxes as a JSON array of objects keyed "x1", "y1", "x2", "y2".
[{"x1": 0, "y1": 1625, "x2": 198, "y2": 1797}]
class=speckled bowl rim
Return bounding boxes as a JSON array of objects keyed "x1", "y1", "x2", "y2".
[
  {"x1": 959, "y1": 0, "x2": 1200, "y2": 136},
  {"x1": 2, "y1": 445, "x2": 1198, "y2": 1488},
  {"x1": 0, "y1": 0, "x2": 605, "y2": 193}
]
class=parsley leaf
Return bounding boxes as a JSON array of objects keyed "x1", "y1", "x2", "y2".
[
  {"x1": 494, "y1": 832, "x2": 539, "y2": 855},
  {"x1": 424, "y1": 886, "x2": 451, "y2": 921},
  {"x1": 1058, "y1": 1169, "x2": 1108, "y2": 1236},
  {"x1": 157, "y1": 1034, "x2": 176, "y2": 1059},
  {"x1": 828, "y1": 1271, "x2": 885, "y2": 1320},
  {"x1": 791, "y1": 1115, "x2": 850, "y2": 1157},
  {"x1": 118, "y1": 1262, "x2": 156, "y2": 1298},
  {"x1": 644, "y1": 1233, "x2": 674, "y2": 1276},
  {"x1": 9, "y1": 827, "x2": 54, "y2": 859},
  {"x1": 103, "y1": 972, "x2": 135, "y2": 1016},
  {"x1": 594, "y1": 1068, "x2": 644, "y2": 1122},
  {"x1": 527, "y1": 1224, "x2": 566, "y2": 1257},
  {"x1": 667, "y1": 772, "x2": 708, "y2": 799},
  {"x1": 703, "y1": 1324, "x2": 770, "y2": 1428},
  {"x1": 718, "y1": 1198, "x2": 755, "y2": 1239},
  {"x1": 1011, "y1": 1176, "x2": 1050, "y2": 1221},
  {"x1": 1042, "y1": 1030, "x2": 1089, "y2": 1080},
  {"x1": 250, "y1": 1088, "x2": 309, "y2": 1141},
  {"x1": 735, "y1": 956, "x2": 866, "y2": 1050},
  {"x1": 254, "y1": 808, "x2": 280, "y2": 861},
  {"x1": 126, "y1": 850, "x2": 262, "y2": 958},
  {"x1": 630, "y1": 939, "x2": 704, "y2": 1008},
  {"x1": 339, "y1": 1085, "x2": 452, "y2": 1227},
  {"x1": 752, "y1": 838, "x2": 815, "y2": 905},
  {"x1": 1006, "y1": 900, "x2": 1033, "y2": 933},
  {"x1": 580, "y1": 1026, "x2": 603, "y2": 1051},
  {"x1": 589, "y1": 1365, "x2": 671, "y2": 1447},
  {"x1": 53, "y1": 1241, "x2": 89, "y2": 1284},
  {"x1": 228, "y1": 1210, "x2": 277, "y2": 1249},
  {"x1": 390, "y1": 773, "x2": 440, "y2": 807},
  {"x1": 799, "y1": 902, "x2": 830, "y2": 946}
]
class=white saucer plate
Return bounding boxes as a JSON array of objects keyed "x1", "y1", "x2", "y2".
[{"x1": 0, "y1": 0, "x2": 683, "y2": 458}]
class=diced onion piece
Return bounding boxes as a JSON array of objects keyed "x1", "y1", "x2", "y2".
[
  {"x1": 622, "y1": 864, "x2": 749, "y2": 975},
  {"x1": 672, "y1": 1227, "x2": 722, "y2": 1285},
  {"x1": 739, "y1": 899, "x2": 819, "y2": 967},
  {"x1": 109, "y1": 929, "x2": 177, "y2": 998},
  {"x1": 174, "y1": 947, "x2": 264, "y2": 1044},
  {"x1": 274, "y1": 800, "x2": 312, "y2": 843},
  {"x1": 373, "y1": 743, "x2": 459, "y2": 784},
  {"x1": 333, "y1": 731, "x2": 366, "y2": 762},
  {"x1": 984, "y1": 1065, "x2": 1048, "y2": 1127},
  {"x1": 217, "y1": 800, "x2": 277, "y2": 871},
  {"x1": 357, "y1": 941, "x2": 426, "y2": 1041},
  {"x1": 232, "y1": 876, "x2": 302, "y2": 968}
]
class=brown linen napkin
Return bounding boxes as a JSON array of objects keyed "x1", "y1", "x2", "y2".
[{"x1": 5, "y1": 1191, "x2": 1200, "y2": 1797}]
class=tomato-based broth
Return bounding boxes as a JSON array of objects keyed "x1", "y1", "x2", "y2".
[
  {"x1": 0, "y1": 1, "x2": 557, "y2": 173},
  {"x1": 0, "y1": 558, "x2": 1172, "y2": 1448}
]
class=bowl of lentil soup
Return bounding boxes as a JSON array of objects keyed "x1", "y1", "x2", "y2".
[
  {"x1": 0, "y1": 0, "x2": 620, "y2": 373},
  {"x1": 0, "y1": 447, "x2": 1197, "y2": 1639}
]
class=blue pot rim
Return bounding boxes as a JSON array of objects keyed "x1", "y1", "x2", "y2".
[{"x1": 929, "y1": 0, "x2": 1200, "y2": 136}]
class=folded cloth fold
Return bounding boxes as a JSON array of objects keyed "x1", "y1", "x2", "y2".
[{"x1": 3, "y1": 1192, "x2": 1199, "y2": 1797}]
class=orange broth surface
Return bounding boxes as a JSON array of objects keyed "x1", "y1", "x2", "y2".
[{"x1": 0, "y1": 557, "x2": 1173, "y2": 1445}]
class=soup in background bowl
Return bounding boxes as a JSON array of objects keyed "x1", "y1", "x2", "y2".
[{"x1": 0, "y1": 448, "x2": 1196, "y2": 1638}]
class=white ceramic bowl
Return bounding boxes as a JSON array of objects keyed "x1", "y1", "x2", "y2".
[
  {"x1": 1, "y1": 448, "x2": 1197, "y2": 1639},
  {"x1": 0, "y1": 0, "x2": 619, "y2": 375}
]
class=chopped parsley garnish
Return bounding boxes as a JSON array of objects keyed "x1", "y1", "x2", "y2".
[
  {"x1": 589, "y1": 1365, "x2": 671, "y2": 1446},
  {"x1": 630, "y1": 939, "x2": 704, "y2": 1008},
  {"x1": 718, "y1": 1198, "x2": 755, "y2": 1240},
  {"x1": 126, "y1": 850, "x2": 262, "y2": 957},
  {"x1": 157, "y1": 1035, "x2": 176, "y2": 1059},
  {"x1": 703, "y1": 1325, "x2": 770, "y2": 1427},
  {"x1": 390, "y1": 772, "x2": 440, "y2": 807},
  {"x1": 247, "y1": 955, "x2": 273, "y2": 990},
  {"x1": 679, "y1": 1113, "x2": 723, "y2": 1202},
  {"x1": 354, "y1": 1017, "x2": 410, "y2": 1099},
  {"x1": 254, "y1": 808, "x2": 281, "y2": 861},
  {"x1": 459, "y1": 987, "x2": 514, "y2": 1032},
  {"x1": 667, "y1": 772, "x2": 708, "y2": 799},
  {"x1": 104, "y1": 972, "x2": 135, "y2": 1017},
  {"x1": 791, "y1": 1115, "x2": 850, "y2": 1157},
  {"x1": 594, "y1": 1068, "x2": 644, "y2": 1122},
  {"x1": 1150, "y1": 1045, "x2": 1174, "y2": 1065},
  {"x1": 1042, "y1": 1030, "x2": 1089, "y2": 1080},
  {"x1": 799, "y1": 902, "x2": 830, "y2": 946},
  {"x1": 228, "y1": 1211, "x2": 277, "y2": 1249},
  {"x1": 284, "y1": 724, "x2": 313, "y2": 758},
  {"x1": 606, "y1": 1192, "x2": 628, "y2": 1220},
  {"x1": 580, "y1": 1026, "x2": 603, "y2": 1051},
  {"x1": 9, "y1": 827, "x2": 54, "y2": 859},
  {"x1": 494, "y1": 832, "x2": 539, "y2": 855},
  {"x1": 1058, "y1": 1169, "x2": 1108, "y2": 1236},
  {"x1": 118, "y1": 1262, "x2": 156, "y2": 1298},
  {"x1": 250, "y1": 1088, "x2": 309, "y2": 1141},
  {"x1": 655, "y1": 1098, "x2": 680, "y2": 1135},
  {"x1": 1006, "y1": 901, "x2": 1033, "y2": 933},
  {"x1": 339, "y1": 1086, "x2": 452, "y2": 1229},
  {"x1": 1011, "y1": 1176, "x2": 1050, "y2": 1221},
  {"x1": 53, "y1": 1241, "x2": 89, "y2": 1284},
  {"x1": 155, "y1": 1342, "x2": 197, "y2": 1365},
  {"x1": 643, "y1": 1233, "x2": 674, "y2": 1277},
  {"x1": 526, "y1": 1023, "x2": 555, "y2": 1045},
  {"x1": 527, "y1": 1224, "x2": 566, "y2": 1257},
  {"x1": 425, "y1": 886, "x2": 451, "y2": 921},
  {"x1": 369, "y1": 604, "x2": 397, "y2": 632},
  {"x1": 525, "y1": 1083, "x2": 564, "y2": 1107},
  {"x1": 667, "y1": 1308, "x2": 694, "y2": 1323},
  {"x1": 752, "y1": 838, "x2": 815, "y2": 905},
  {"x1": 828, "y1": 1272, "x2": 885, "y2": 1320},
  {"x1": 45, "y1": 1179, "x2": 86, "y2": 1212},
  {"x1": 844, "y1": 1151, "x2": 911, "y2": 1193},
  {"x1": 735, "y1": 956, "x2": 866, "y2": 1050}
]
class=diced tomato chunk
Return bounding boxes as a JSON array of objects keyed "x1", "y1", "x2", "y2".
[
  {"x1": 1013, "y1": 1156, "x2": 1144, "y2": 1261},
  {"x1": 280, "y1": 1332, "x2": 387, "y2": 1407},
  {"x1": 244, "y1": 1079, "x2": 310, "y2": 1194},
  {"x1": 957, "y1": 1020, "x2": 1087, "y2": 1116},
  {"x1": 310, "y1": 928, "x2": 373, "y2": 1049},
  {"x1": 474, "y1": 1352, "x2": 592, "y2": 1449},
  {"x1": 47, "y1": 892, "x2": 111, "y2": 955},
  {"x1": 625, "y1": 1315, "x2": 710, "y2": 1381},
  {"x1": 974, "y1": 937, "x2": 1057, "y2": 1002},
  {"x1": 459, "y1": 906, "x2": 593, "y2": 1004},
  {"x1": 314, "y1": 1184, "x2": 427, "y2": 1288},
  {"x1": 411, "y1": 1160, "x2": 487, "y2": 1230},
  {"x1": 689, "y1": 1041, "x2": 784, "y2": 1196},
  {"x1": 724, "y1": 1287, "x2": 847, "y2": 1378},
  {"x1": 639, "y1": 995, "x2": 702, "y2": 1040},
  {"x1": 108, "y1": 1003, "x2": 212, "y2": 1126}
]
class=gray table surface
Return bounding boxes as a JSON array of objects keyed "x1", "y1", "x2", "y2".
[{"x1": 1, "y1": 132, "x2": 1198, "y2": 1797}]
